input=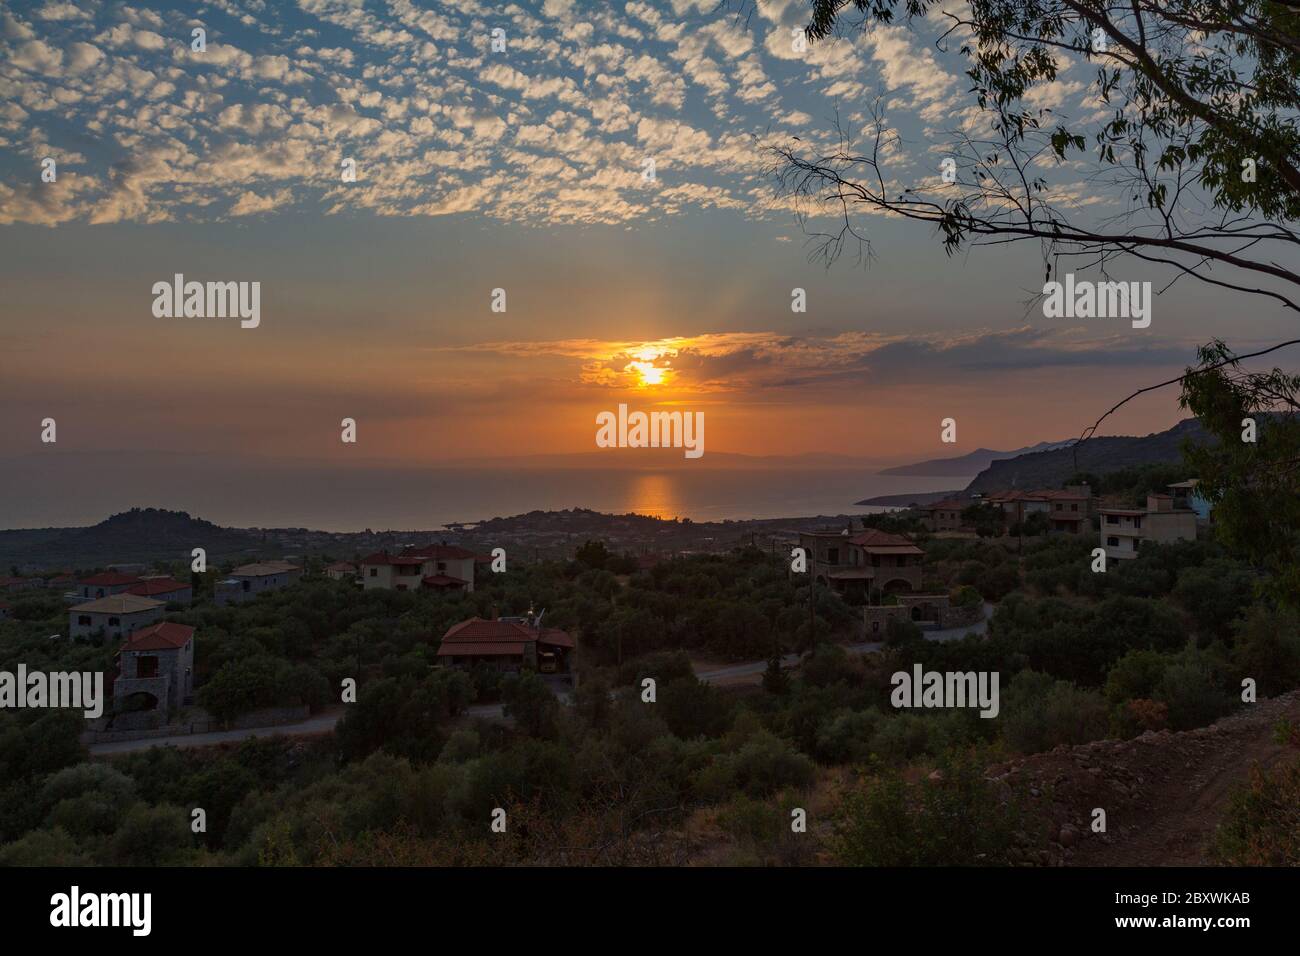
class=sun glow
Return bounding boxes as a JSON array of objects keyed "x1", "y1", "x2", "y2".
[{"x1": 624, "y1": 345, "x2": 675, "y2": 388}]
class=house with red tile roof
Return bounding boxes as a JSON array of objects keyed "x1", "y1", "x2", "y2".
[
  {"x1": 125, "y1": 577, "x2": 193, "y2": 606},
  {"x1": 797, "y1": 527, "x2": 926, "y2": 602},
  {"x1": 986, "y1": 484, "x2": 1096, "y2": 534},
  {"x1": 325, "y1": 561, "x2": 358, "y2": 581},
  {"x1": 360, "y1": 544, "x2": 481, "y2": 593},
  {"x1": 76, "y1": 571, "x2": 142, "y2": 601},
  {"x1": 915, "y1": 498, "x2": 970, "y2": 532},
  {"x1": 112, "y1": 622, "x2": 195, "y2": 717},
  {"x1": 437, "y1": 611, "x2": 574, "y2": 673}
]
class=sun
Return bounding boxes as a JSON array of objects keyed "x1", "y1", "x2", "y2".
[
  {"x1": 628, "y1": 360, "x2": 666, "y2": 386},
  {"x1": 623, "y1": 345, "x2": 675, "y2": 388}
]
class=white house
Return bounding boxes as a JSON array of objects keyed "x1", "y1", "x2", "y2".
[
  {"x1": 359, "y1": 545, "x2": 480, "y2": 593},
  {"x1": 1100, "y1": 486, "x2": 1199, "y2": 561},
  {"x1": 70, "y1": 594, "x2": 165, "y2": 639}
]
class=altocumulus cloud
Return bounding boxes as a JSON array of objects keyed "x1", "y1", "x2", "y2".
[{"x1": 0, "y1": 0, "x2": 1014, "y2": 228}]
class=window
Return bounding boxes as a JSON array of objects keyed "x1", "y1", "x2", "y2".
[
  {"x1": 108, "y1": 617, "x2": 120, "y2": 626},
  {"x1": 1106, "y1": 515, "x2": 1119, "y2": 524},
  {"x1": 1133, "y1": 517, "x2": 1143, "y2": 530},
  {"x1": 369, "y1": 567, "x2": 378, "y2": 577},
  {"x1": 138, "y1": 656, "x2": 158, "y2": 678},
  {"x1": 827, "y1": 548, "x2": 840, "y2": 565},
  {"x1": 1107, "y1": 536, "x2": 1119, "y2": 547},
  {"x1": 1071, "y1": 504, "x2": 1079, "y2": 512},
  {"x1": 78, "y1": 615, "x2": 91, "y2": 626}
]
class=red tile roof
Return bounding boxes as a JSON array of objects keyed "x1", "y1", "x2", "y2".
[
  {"x1": 847, "y1": 529, "x2": 925, "y2": 554},
  {"x1": 422, "y1": 573, "x2": 468, "y2": 587},
  {"x1": 122, "y1": 622, "x2": 194, "y2": 651},
  {"x1": 442, "y1": 617, "x2": 534, "y2": 642},
  {"x1": 126, "y1": 579, "x2": 189, "y2": 597},
  {"x1": 438, "y1": 617, "x2": 575, "y2": 651},
  {"x1": 406, "y1": 544, "x2": 478, "y2": 560},
  {"x1": 79, "y1": 572, "x2": 141, "y2": 587},
  {"x1": 437, "y1": 641, "x2": 528, "y2": 657},
  {"x1": 848, "y1": 529, "x2": 917, "y2": 547},
  {"x1": 359, "y1": 551, "x2": 424, "y2": 566},
  {"x1": 921, "y1": 498, "x2": 968, "y2": 511},
  {"x1": 539, "y1": 628, "x2": 575, "y2": 649}
]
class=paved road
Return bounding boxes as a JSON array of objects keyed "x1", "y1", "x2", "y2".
[
  {"x1": 89, "y1": 605, "x2": 994, "y2": 754},
  {"x1": 88, "y1": 709, "x2": 344, "y2": 755}
]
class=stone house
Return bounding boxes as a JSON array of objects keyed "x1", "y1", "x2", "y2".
[
  {"x1": 215, "y1": 560, "x2": 302, "y2": 606},
  {"x1": 112, "y1": 622, "x2": 195, "y2": 717}
]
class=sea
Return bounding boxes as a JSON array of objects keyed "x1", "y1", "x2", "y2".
[{"x1": 0, "y1": 454, "x2": 966, "y2": 532}]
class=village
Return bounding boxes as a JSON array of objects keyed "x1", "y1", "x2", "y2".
[{"x1": 0, "y1": 471, "x2": 1213, "y2": 750}]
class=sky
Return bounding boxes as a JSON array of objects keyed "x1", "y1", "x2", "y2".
[{"x1": 0, "y1": 0, "x2": 1295, "y2": 524}]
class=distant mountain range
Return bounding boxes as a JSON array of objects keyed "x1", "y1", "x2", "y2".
[
  {"x1": 856, "y1": 418, "x2": 1211, "y2": 507},
  {"x1": 877, "y1": 440, "x2": 1074, "y2": 477},
  {"x1": 963, "y1": 418, "x2": 1210, "y2": 494}
]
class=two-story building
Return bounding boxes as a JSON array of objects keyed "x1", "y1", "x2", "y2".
[
  {"x1": 1100, "y1": 485, "x2": 1199, "y2": 560},
  {"x1": 986, "y1": 484, "x2": 1095, "y2": 534},
  {"x1": 214, "y1": 560, "x2": 302, "y2": 606},
  {"x1": 798, "y1": 528, "x2": 926, "y2": 602},
  {"x1": 1038, "y1": 485, "x2": 1096, "y2": 534},
  {"x1": 360, "y1": 545, "x2": 480, "y2": 593},
  {"x1": 915, "y1": 498, "x2": 969, "y2": 533},
  {"x1": 69, "y1": 594, "x2": 165, "y2": 640},
  {"x1": 111, "y1": 621, "x2": 195, "y2": 718}
]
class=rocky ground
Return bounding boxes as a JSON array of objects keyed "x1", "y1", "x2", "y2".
[{"x1": 988, "y1": 689, "x2": 1300, "y2": 866}]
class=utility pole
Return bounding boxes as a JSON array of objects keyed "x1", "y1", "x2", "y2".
[{"x1": 808, "y1": 561, "x2": 816, "y2": 655}]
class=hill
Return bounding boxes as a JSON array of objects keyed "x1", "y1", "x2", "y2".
[
  {"x1": 0, "y1": 508, "x2": 269, "y2": 571},
  {"x1": 962, "y1": 419, "x2": 1210, "y2": 494},
  {"x1": 879, "y1": 440, "x2": 1072, "y2": 478}
]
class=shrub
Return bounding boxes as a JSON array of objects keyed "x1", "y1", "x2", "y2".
[
  {"x1": 832, "y1": 752, "x2": 1022, "y2": 865},
  {"x1": 1213, "y1": 758, "x2": 1300, "y2": 865}
]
